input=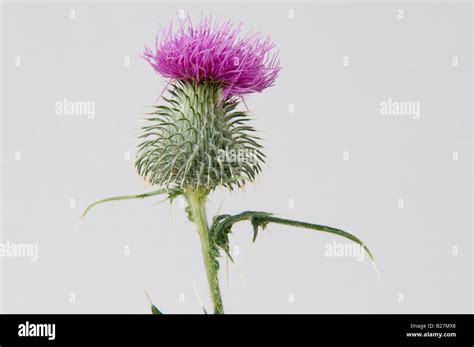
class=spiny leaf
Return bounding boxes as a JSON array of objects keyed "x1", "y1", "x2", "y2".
[
  {"x1": 167, "y1": 187, "x2": 185, "y2": 203},
  {"x1": 82, "y1": 188, "x2": 174, "y2": 218},
  {"x1": 210, "y1": 211, "x2": 374, "y2": 261}
]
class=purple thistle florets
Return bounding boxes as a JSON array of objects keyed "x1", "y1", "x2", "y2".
[{"x1": 143, "y1": 16, "x2": 280, "y2": 98}]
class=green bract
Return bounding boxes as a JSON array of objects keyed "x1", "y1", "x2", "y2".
[{"x1": 135, "y1": 80, "x2": 264, "y2": 191}]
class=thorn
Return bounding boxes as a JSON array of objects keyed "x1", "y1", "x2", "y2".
[
  {"x1": 370, "y1": 259, "x2": 382, "y2": 281},
  {"x1": 156, "y1": 78, "x2": 172, "y2": 103},
  {"x1": 145, "y1": 290, "x2": 163, "y2": 314},
  {"x1": 73, "y1": 220, "x2": 82, "y2": 233},
  {"x1": 230, "y1": 261, "x2": 246, "y2": 284},
  {"x1": 225, "y1": 254, "x2": 230, "y2": 288},
  {"x1": 192, "y1": 282, "x2": 207, "y2": 314},
  {"x1": 215, "y1": 196, "x2": 226, "y2": 217},
  {"x1": 241, "y1": 96, "x2": 250, "y2": 112},
  {"x1": 144, "y1": 290, "x2": 153, "y2": 305},
  {"x1": 151, "y1": 196, "x2": 169, "y2": 206}
]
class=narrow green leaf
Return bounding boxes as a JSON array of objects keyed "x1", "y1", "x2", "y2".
[{"x1": 82, "y1": 189, "x2": 168, "y2": 218}]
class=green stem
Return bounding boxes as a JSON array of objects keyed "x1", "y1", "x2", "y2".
[{"x1": 184, "y1": 188, "x2": 224, "y2": 314}]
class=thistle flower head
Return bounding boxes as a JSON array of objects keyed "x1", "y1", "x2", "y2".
[
  {"x1": 135, "y1": 80, "x2": 265, "y2": 191},
  {"x1": 143, "y1": 16, "x2": 280, "y2": 97}
]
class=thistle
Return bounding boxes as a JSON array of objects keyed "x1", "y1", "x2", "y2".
[{"x1": 83, "y1": 15, "x2": 374, "y2": 314}]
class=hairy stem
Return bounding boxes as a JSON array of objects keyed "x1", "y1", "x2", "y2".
[{"x1": 185, "y1": 188, "x2": 224, "y2": 314}]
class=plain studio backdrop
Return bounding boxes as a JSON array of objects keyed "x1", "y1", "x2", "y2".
[{"x1": 0, "y1": 1, "x2": 472, "y2": 313}]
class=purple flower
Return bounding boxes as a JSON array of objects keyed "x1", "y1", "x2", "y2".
[{"x1": 143, "y1": 16, "x2": 280, "y2": 97}]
